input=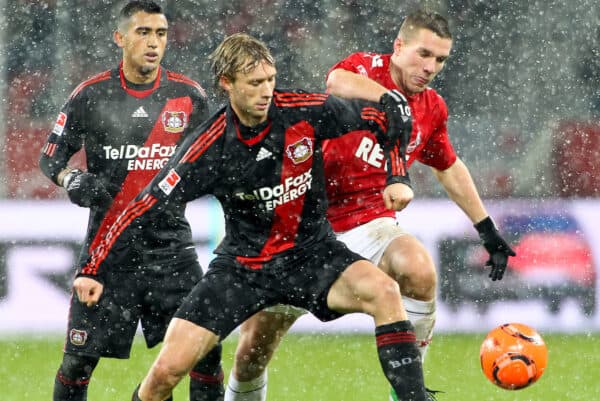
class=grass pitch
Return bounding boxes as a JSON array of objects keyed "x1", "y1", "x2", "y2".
[{"x1": 2, "y1": 332, "x2": 599, "y2": 400}]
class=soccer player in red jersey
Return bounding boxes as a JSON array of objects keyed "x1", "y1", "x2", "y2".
[{"x1": 225, "y1": 10, "x2": 516, "y2": 401}]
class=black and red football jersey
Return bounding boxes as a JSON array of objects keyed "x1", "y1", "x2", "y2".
[
  {"x1": 82, "y1": 89, "x2": 409, "y2": 276},
  {"x1": 39, "y1": 64, "x2": 208, "y2": 269}
]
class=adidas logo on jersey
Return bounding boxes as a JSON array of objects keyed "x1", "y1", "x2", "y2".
[
  {"x1": 132, "y1": 106, "x2": 149, "y2": 118},
  {"x1": 256, "y1": 147, "x2": 273, "y2": 161}
]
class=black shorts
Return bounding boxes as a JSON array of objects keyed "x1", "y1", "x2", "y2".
[
  {"x1": 174, "y1": 238, "x2": 364, "y2": 338},
  {"x1": 64, "y1": 257, "x2": 202, "y2": 359}
]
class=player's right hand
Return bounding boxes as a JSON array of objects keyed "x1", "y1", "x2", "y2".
[
  {"x1": 73, "y1": 276, "x2": 104, "y2": 307},
  {"x1": 379, "y1": 89, "x2": 412, "y2": 144},
  {"x1": 64, "y1": 170, "x2": 113, "y2": 208}
]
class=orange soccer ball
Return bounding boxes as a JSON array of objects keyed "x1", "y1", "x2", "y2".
[{"x1": 480, "y1": 323, "x2": 548, "y2": 390}]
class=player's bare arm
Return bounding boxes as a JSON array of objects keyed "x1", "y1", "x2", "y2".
[
  {"x1": 326, "y1": 69, "x2": 388, "y2": 102},
  {"x1": 431, "y1": 157, "x2": 488, "y2": 223}
]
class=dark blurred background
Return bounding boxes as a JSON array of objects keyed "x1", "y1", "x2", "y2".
[{"x1": 0, "y1": 0, "x2": 598, "y2": 200}]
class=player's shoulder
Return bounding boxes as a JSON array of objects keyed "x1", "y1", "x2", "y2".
[
  {"x1": 67, "y1": 69, "x2": 113, "y2": 101},
  {"x1": 273, "y1": 88, "x2": 328, "y2": 108},
  {"x1": 166, "y1": 70, "x2": 207, "y2": 98}
]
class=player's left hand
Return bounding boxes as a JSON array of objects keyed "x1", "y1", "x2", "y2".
[
  {"x1": 73, "y1": 276, "x2": 104, "y2": 307},
  {"x1": 383, "y1": 182, "x2": 413, "y2": 211},
  {"x1": 474, "y1": 216, "x2": 516, "y2": 281}
]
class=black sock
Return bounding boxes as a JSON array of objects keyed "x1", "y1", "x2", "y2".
[
  {"x1": 189, "y1": 343, "x2": 225, "y2": 401},
  {"x1": 53, "y1": 370, "x2": 90, "y2": 401},
  {"x1": 375, "y1": 321, "x2": 427, "y2": 401}
]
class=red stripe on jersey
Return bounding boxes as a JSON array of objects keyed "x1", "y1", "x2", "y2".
[
  {"x1": 68, "y1": 70, "x2": 111, "y2": 101},
  {"x1": 274, "y1": 92, "x2": 327, "y2": 107},
  {"x1": 260, "y1": 121, "x2": 315, "y2": 259},
  {"x1": 376, "y1": 331, "x2": 416, "y2": 347},
  {"x1": 361, "y1": 107, "x2": 386, "y2": 132},
  {"x1": 167, "y1": 70, "x2": 207, "y2": 98},
  {"x1": 181, "y1": 114, "x2": 226, "y2": 163},
  {"x1": 83, "y1": 194, "x2": 157, "y2": 275},
  {"x1": 43, "y1": 142, "x2": 57, "y2": 157},
  {"x1": 87, "y1": 97, "x2": 193, "y2": 260}
]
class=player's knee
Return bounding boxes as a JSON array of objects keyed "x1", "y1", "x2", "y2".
[
  {"x1": 386, "y1": 240, "x2": 437, "y2": 300},
  {"x1": 59, "y1": 353, "x2": 99, "y2": 380},
  {"x1": 151, "y1": 358, "x2": 188, "y2": 388},
  {"x1": 371, "y1": 275, "x2": 402, "y2": 309}
]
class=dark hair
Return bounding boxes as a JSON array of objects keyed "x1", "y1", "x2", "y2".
[
  {"x1": 119, "y1": 1, "x2": 163, "y2": 26},
  {"x1": 399, "y1": 9, "x2": 452, "y2": 40}
]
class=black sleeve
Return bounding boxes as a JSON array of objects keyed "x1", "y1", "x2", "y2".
[
  {"x1": 39, "y1": 89, "x2": 87, "y2": 185},
  {"x1": 186, "y1": 85, "x2": 210, "y2": 132},
  {"x1": 78, "y1": 110, "x2": 226, "y2": 279}
]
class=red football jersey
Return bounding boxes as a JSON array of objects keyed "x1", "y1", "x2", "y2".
[{"x1": 323, "y1": 52, "x2": 457, "y2": 232}]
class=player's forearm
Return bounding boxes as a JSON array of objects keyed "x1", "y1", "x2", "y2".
[
  {"x1": 433, "y1": 158, "x2": 489, "y2": 223},
  {"x1": 326, "y1": 69, "x2": 388, "y2": 102}
]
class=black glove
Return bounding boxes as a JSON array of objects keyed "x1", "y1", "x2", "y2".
[
  {"x1": 379, "y1": 89, "x2": 412, "y2": 142},
  {"x1": 379, "y1": 90, "x2": 413, "y2": 186},
  {"x1": 64, "y1": 169, "x2": 113, "y2": 208},
  {"x1": 474, "y1": 216, "x2": 516, "y2": 281}
]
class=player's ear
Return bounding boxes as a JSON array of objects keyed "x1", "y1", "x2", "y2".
[
  {"x1": 219, "y1": 76, "x2": 232, "y2": 92},
  {"x1": 114, "y1": 30, "x2": 124, "y2": 48},
  {"x1": 393, "y1": 37, "x2": 403, "y2": 54}
]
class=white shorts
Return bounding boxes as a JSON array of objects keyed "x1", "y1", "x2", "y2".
[
  {"x1": 336, "y1": 216, "x2": 408, "y2": 266},
  {"x1": 263, "y1": 217, "x2": 408, "y2": 317}
]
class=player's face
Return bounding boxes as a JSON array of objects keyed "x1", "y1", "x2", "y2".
[
  {"x1": 114, "y1": 11, "x2": 168, "y2": 83},
  {"x1": 390, "y1": 28, "x2": 452, "y2": 95},
  {"x1": 222, "y1": 61, "x2": 277, "y2": 127}
]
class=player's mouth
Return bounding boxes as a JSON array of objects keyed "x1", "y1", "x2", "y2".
[
  {"x1": 255, "y1": 101, "x2": 270, "y2": 111},
  {"x1": 414, "y1": 76, "x2": 429, "y2": 86},
  {"x1": 144, "y1": 52, "x2": 159, "y2": 62}
]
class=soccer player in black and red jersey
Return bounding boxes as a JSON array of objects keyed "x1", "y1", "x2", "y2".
[
  {"x1": 39, "y1": 2, "x2": 223, "y2": 400},
  {"x1": 225, "y1": 10, "x2": 516, "y2": 401},
  {"x1": 78, "y1": 32, "x2": 431, "y2": 401}
]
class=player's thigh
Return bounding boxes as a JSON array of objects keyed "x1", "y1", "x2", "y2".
[
  {"x1": 154, "y1": 317, "x2": 220, "y2": 377},
  {"x1": 326, "y1": 259, "x2": 400, "y2": 315}
]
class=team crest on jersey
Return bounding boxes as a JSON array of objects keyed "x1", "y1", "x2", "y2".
[
  {"x1": 69, "y1": 329, "x2": 88, "y2": 346},
  {"x1": 162, "y1": 111, "x2": 188, "y2": 133},
  {"x1": 52, "y1": 112, "x2": 67, "y2": 136},
  {"x1": 407, "y1": 129, "x2": 422, "y2": 153},
  {"x1": 286, "y1": 137, "x2": 313, "y2": 164}
]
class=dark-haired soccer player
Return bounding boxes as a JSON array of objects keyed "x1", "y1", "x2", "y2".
[
  {"x1": 39, "y1": 2, "x2": 223, "y2": 400},
  {"x1": 79, "y1": 32, "x2": 431, "y2": 401}
]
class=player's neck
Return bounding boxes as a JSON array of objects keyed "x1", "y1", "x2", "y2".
[{"x1": 121, "y1": 61, "x2": 160, "y2": 84}]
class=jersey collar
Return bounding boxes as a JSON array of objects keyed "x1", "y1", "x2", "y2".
[{"x1": 118, "y1": 61, "x2": 164, "y2": 99}]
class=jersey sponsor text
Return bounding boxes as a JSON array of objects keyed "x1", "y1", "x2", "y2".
[{"x1": 235, "y1": 170, "x2": 313, "y2": 211}]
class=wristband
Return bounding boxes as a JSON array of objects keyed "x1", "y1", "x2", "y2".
[{"x1": 62, "y1": 169, "x2": 83, "y2": 189}]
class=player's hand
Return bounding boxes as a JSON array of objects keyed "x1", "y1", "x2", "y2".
[
  {"x1": 379, "y1": 89, "x2": 412, "y2": 144},
  {"x1": 64, "y1": 170, "x2": 113, "y2": 208},
  {"x1": 383, "y1": 182, "x2": 413, "y2": 211},
  {"x1": 474, "y1": 217, "x2": 516, "y2": 281},
  {"x1": 73, "y1": 276, "x2": 104, "y2": 307}
]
